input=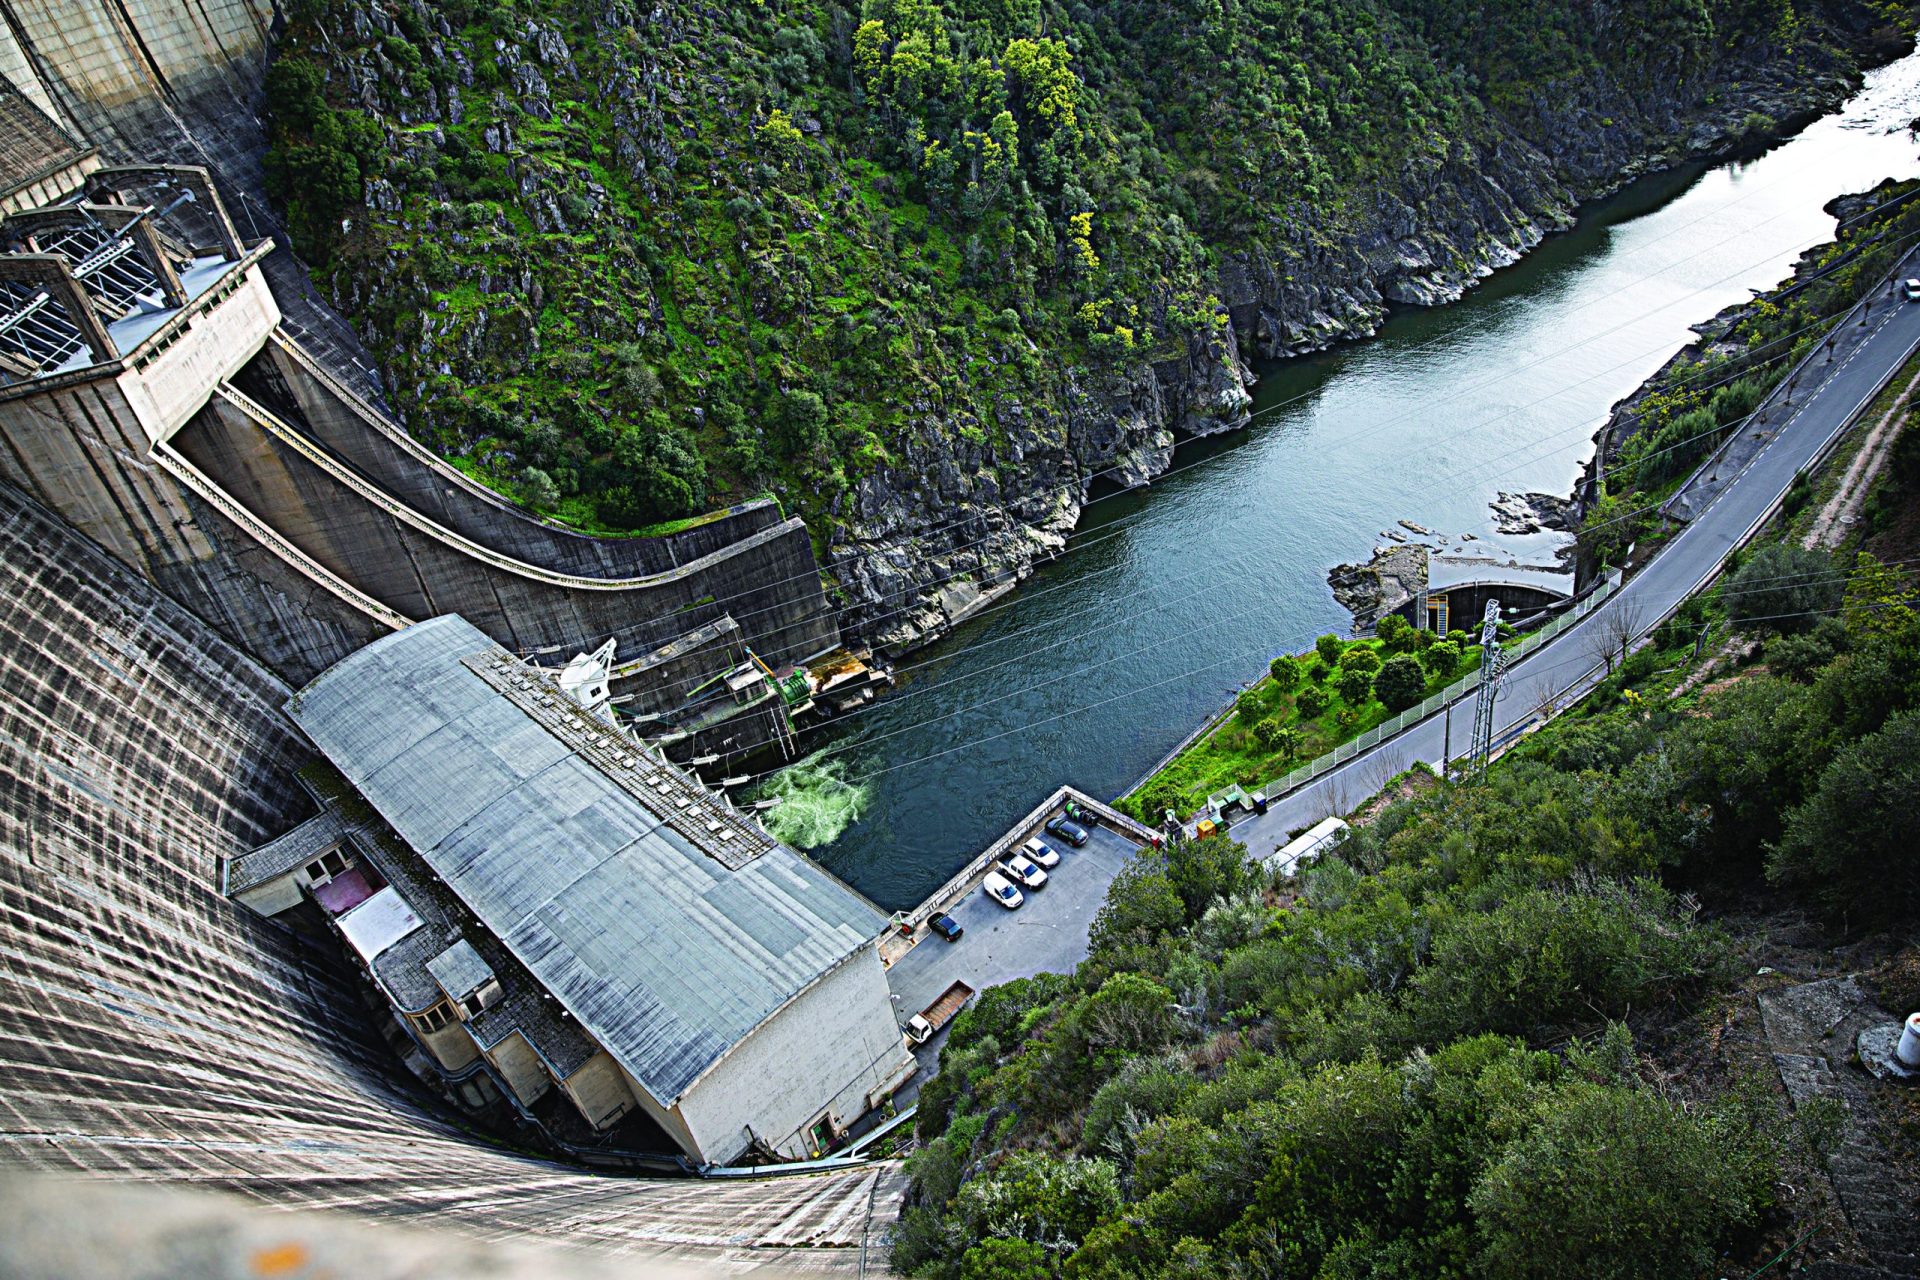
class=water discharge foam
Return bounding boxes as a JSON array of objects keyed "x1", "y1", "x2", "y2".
[{"x1": 754, "y1": 753, "x2": 872, "y2": 850}]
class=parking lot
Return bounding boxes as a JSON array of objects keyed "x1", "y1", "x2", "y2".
[{"x1": 883, "y1": 823, "x2": 1143, "y2": 1066}]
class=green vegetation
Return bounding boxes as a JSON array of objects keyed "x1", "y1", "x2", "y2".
[
  {"x1": 899, "y1": 539, "x2": 1920, "y2": 1280},
  {"x1": 1581, "y1": 177, "x2": 1920, "y2": 569},
  {"x1": 1123, "y1": 628, "x2": 1481, "y2": 821},
  {"x1": 264, "y1": 0, "x2": 1892, "y2": 538}
]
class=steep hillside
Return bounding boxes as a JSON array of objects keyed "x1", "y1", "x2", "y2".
[
  {"x1": 894, "y1": 537, "x2": 1920, "y2": 1279},
  {"x1": 265, "y1": 0, "x2": 1912, "y2": 648}
]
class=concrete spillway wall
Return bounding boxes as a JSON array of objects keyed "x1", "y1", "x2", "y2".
[
  {"x1": 0, "y1": 477, "x2": 897, "y2": 1266},
  {"x1": 1, "y1": 310, "x2": 838, "y2": 685},
  {"x1": 247, "y1": 336, "x2": 792, "y2": 581},
  {"x1": 172, "y1": 349, "x2": 839, "y2": 671}
]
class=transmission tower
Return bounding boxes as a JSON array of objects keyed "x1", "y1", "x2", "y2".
[{"x1": 1466, "y1": 598, "x2": 1508, "y2": 779}]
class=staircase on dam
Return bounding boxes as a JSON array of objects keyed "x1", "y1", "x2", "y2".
[{"x1": 0, "y1": 150, "x2": 846, "y2": 763}]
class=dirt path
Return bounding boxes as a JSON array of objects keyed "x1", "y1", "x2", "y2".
[{"x1": 1804, "y1": 361, "x2": 1920, "y2": 548}]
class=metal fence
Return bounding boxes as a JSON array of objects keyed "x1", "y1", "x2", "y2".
[{"x1": 1248, "y1": 572, "x2": 1622, "y2": 803}]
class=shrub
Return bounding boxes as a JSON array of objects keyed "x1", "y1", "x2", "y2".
[
  {"x1": 1334, "y1": 665, "x2": 1375, "y2": 706},
  {"x1": 1296, "y1": 685, "x2": 1330, "y2": 719},
  {"x1": 1268, "y1": 654, "x2": 1301, "y2": 692},
  {"x1": 1373, "y1": 654, "x2": 1426, "y2": 712},
  {"x1": 1470, "y1": 1082, "x2": 1777, "y2": 1280},
  {"x1": 1424, "y1": 638, "x2": 1463, "y2": 678},
  {"x1": 1724, "y1": 543, "x2": 1841, "y2": 633},
  {"x1": 1411, "y1": 882, "x2": 1723, "y2": 1042},
  {"x1": 1769, "y1": 708, "x2": 1920, "y2": 923},
  {"x1": 1316, "y1": 634, "x2": 1346, "y2": 666},
  {"x1": 1765, "y1": 615, "x2": 1849, "y2": 682}
]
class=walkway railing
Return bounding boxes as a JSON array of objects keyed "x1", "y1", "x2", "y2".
[{"x1": 1244, "y1": 571, "x2": 1622, "y2": 804}]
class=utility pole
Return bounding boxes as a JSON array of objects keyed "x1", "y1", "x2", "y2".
[{"x1": 1467, "y1": 599, "x2": 1508, "y2": 780}]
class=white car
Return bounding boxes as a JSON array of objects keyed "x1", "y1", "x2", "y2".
[
  {"x1": 1905, "y1": 277, "x2": 1920, "y2": 302},
  {"x1": 1020, "y1": 837, "x2": 1061, "y2": 868},
  {"x1": 1002, "y1": 854, "x2": 1049, "y2": 889},
  {"x1": 983, "y1": 871, "x2": 1024, "y2": 909}
]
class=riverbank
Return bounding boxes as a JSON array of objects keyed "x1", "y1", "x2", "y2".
[
  {"x1": 799, "y1": 49, "x2": 1920, "y2": 913},
  {"x1": 1118, "y1": 629, "x2": 1487, "y2": 822},
  {"x1": 1124, "y1": 177, "x2": 1920, "y2": 834}
]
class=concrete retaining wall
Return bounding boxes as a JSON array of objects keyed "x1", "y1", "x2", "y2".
[
  {"x1": 171, "y1": 383, "x2": 839, "y2": 665},
  {"x1": 247, "y1": 337, "x2": 790, "y2": 581}
]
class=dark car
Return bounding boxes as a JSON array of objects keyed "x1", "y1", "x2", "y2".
[
  {"x1": 929, "y1": 913, "x2": 964, "y2": 942},
  {"x1": 1045, "y1": 816, "x2": 1090, "y2": 847}
]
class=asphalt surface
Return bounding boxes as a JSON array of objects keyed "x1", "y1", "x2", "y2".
[
  {"x1": 884, "y1": 826, "x2": 1141, "y2": 1039},
  {"x1": 1232, "y1": 264, "x2": 1920, "y2": 859}
]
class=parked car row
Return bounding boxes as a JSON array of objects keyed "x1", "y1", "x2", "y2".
[{"x1": 982, "y1": 813, "x2": 1095, "y2": 911}]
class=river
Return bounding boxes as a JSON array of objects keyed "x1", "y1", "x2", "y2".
[{"x1": 787, "y1": 48, "x2": 1920, "y2": 912}]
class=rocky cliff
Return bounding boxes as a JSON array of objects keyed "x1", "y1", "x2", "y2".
[{"x1": 260, "y1": 0, "x2": 1912, "y2": 655}]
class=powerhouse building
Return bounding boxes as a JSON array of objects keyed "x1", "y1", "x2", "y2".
[{"x1": 232, "y1": 614, "x2": 914, "y2": 1166}]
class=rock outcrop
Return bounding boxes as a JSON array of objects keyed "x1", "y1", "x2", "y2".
[{"x1": 266, "y1": 0, "x2": 1910, "y2": 656}]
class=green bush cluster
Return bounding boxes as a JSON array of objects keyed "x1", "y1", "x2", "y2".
[{"x1": 904, "y1": 553, "x2": 1920, "y2": 1279}]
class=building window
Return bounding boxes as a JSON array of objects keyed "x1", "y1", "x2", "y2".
[
  {"x1": 415, "y1": 1001, "x2": 455, "y2": 1034},
  {"x1": 456, "y1": 978, "x2": 503, "y2": 1021},
  {"x1": 303, "y1": 847, "x2": 349, "y2": 885}
]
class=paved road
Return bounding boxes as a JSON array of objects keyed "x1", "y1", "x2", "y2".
[
  {"x1": 1230, "y1": 264, "x2": 1920, "y2": 861},
  {"x1": 884, "y1": 825, "x2": 1141, "y2": 1024}
]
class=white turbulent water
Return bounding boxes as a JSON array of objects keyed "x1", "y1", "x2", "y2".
[
  {"x1": 802, "y1": 48, "x2": 1920, "y2": 912},
  {"x1": 752, "y1": 754, "x2": 872, "y2": 850}
]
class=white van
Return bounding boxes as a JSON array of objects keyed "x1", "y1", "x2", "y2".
[{"x1": 1266, "y1": 816, "x2": 1350, "y2": 877}]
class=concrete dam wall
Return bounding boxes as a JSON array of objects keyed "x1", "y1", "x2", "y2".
[
  {"x1": 0, "y1": 476, "x2": 898, "y2": 1267},
  {"x1": 171, "y1": 347, "x2": 839, "y2": 675}
]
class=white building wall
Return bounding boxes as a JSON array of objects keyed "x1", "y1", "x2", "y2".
[
  {"x1": 118, "y1": 260, "x2": 280, "y2": 445},
  {"x1": 483, "y1": 1032, "x2": 551, "y2": 1108},
  {"x1": 412, "y1": 1016, "x2": 480, "y2": 1074},
  {"x1": 675, "y1": 947, "x2": 910, "y2": 1163},
  {"x1": 560, "y1": 1051, "x2": 637, "y2": 1130}
]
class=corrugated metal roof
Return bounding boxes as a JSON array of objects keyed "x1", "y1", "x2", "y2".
[{"x1": 287, "y1": 616, "x2": 885, "y2": 1105}]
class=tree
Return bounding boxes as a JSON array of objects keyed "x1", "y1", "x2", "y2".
[
  {"x1": 1268, "y1": 654, "x2": 1302, "y2": 692},
  {"x1": 1088, "y1": 852, "x2": 1185, "y2": 959},
  {"x1": 1376, "y1": 613, "x2": 1414, "y2": 651},
  {"x1": 1296, "y1": 685, "x2": 1331, "y2": 719},
  {"x1": 1725, "y1": 544, "x2": 1842, "y2": 634},
  {"x1": 1335, "y1": 664, "x2": 1375, "y2": 706},
  {"x1": 1164, "y1": 834, "x2": 1257, "y2": 920},
  {"x1": 1316, "y1": 633, "x2": 1346, "y2": 666},
  {"x1": 1424, "y1": 639, "x2": 1463, "y2": 678},
  {"x1": 1374, "y1": 654, "x2": 1426, "y2": 712},
  {"x1": 518, "y1": 466, "x2": 561, "y2": 511},
  {"x1": 1255, "y1": 717, "x2": 1302, "y2": 762},
  {"x1": 1339, "y1": 645, "x2": 1382, "y2": 675},
  {"x1": 758, "y1": 107, "x2": 807, "y2": 164}
]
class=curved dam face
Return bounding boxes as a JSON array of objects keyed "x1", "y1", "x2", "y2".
[{"x1": 0, "y1": 478, "x2": 896, "y2": 1267}]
